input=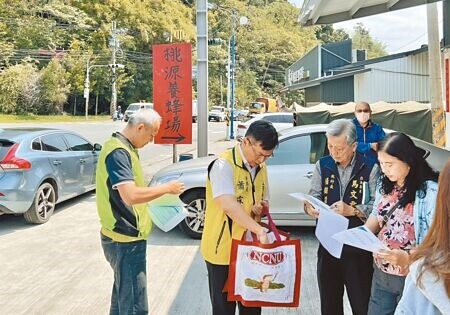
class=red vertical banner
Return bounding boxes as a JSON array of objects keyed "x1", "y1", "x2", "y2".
[
  {"x1": 446, "y1": 58, "x2": 449, "y2": 112},
  {"x1": 153, "y1": 43, "x2": 192, "y2": 144}
]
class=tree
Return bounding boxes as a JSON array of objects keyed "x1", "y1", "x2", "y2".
[
  {"x1": 207, "y1": 0, "x2": 318, "y2": 107},
  {"x1": 315, "y1": 25, "x2": 349, "y2": 44},
  {"x1": 39, "y1": 58, "x2": 70, "y2": 114},
  {"x1": 0, "y1": 62, "x2": 39, "y2": 114},
  {"x1": 352, "y1": 22, "x2": 387, "y2": 59},
  {"x1": 0, "y1": 0, "x2": 322, "y2": 114}
]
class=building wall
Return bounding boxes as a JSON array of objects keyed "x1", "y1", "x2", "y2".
[
  {"x1": 354, "y1": 51, "x2": 429, "y2": 102},
  {"x1": 305, "y1": 85, "x2": 321, "y2": 106},
  {"x1": 321, "y1": 40, "x2": 352, "y2": 75},
  {"x1": 285, "y1": 46, "x2": 320, "y2": 86},
  {"x1": 321, "y1": 77, "x2": 354, "y2": 104}
]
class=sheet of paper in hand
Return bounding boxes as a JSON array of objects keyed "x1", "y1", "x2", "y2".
[
  {"x1": 288, "y1": 192, "x2": 331, "y2": 213},
  {"x1": 289, "y1": 192, "x2": 348, "y2": 258},
  {"x1": 148, "y1": 194, "x2": 188, "y2": 232},
  {"x1": 332, "y1": 225, "x2": 388, "y2": 253}
]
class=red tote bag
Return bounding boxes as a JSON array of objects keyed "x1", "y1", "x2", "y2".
[{"x1": 227, "y1": 209, "x2": 302, "y2": 307}]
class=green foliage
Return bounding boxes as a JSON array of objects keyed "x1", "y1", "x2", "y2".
[
  {"x1": 0, "y1": 63, "x2": 39, "y2": 114},
  {"x1": 39, "y1": 58, "x2": 70, "y2": 114},
  {"x1": 315, "y1": 25, "x2": 350, "y2": 44},
  {"x1": 0, "y1": 0, "x2": 342, "y2": 114},
  {"x1": 352, "y1": 23, "x2": 388, "y2": 59},
  {"x1": 207, "y1": 0, "x2": 318, "y2": 107}
]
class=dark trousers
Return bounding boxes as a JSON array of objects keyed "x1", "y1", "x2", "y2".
[
  {"x1": 205, "y1": 261, "x2": 261, "y2": 315},
  {"x1": 368, "y1": 266, "x2": 406, "y2": 315},
  {"x1": 101, "y1": 233, "x2": 148, "y2": 315},
  {"x1": 317, "y1": 245, "x2": 373, "y2": 315}
]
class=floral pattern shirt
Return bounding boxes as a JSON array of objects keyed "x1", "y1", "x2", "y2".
[{"x1": 374, "y1": 186, "x2": 416, "y2": 276}]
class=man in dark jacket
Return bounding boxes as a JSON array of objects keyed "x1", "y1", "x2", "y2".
[
  {"x1": 352, "y1": 101, "x2": 385, "y2": 164},
  {"x1": 304, "y1": 119, "x2": 379, "y2": 315}
]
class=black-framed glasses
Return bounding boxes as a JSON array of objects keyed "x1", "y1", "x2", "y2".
[
  {"x1": 355, "y1": 109, "x2": 370, "y2": 113},
  {"x1": 247, "y1": 139, "x2": 274, "y2": 159}
]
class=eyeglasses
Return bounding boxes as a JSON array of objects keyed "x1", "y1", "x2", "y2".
[
  {"x1": 355, "y1": 109, "x2": 370, "y2": 113},
  {"x1": 248, "y1": 139, "x2": 274, "y2": 159}
]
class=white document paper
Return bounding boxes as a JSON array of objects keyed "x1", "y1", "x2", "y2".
[
  {"x1": 332, "y1": 225, "x2": 388, "y2": 253},
  {"x1": 147, "y1": 194, "x2": 188, "y2": 232},
  {"x1": 288, "y1": 192, "x2": 331, "y2": 213},
  {"x1": 289, "y1": 192, "x2": 349, "y2": 258},
  {"x1": 315, "y1": 209, "x2": 349, "y2": 258}
]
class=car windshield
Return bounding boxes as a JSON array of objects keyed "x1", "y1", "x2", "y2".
[
  {"x1": 126, "y1": 104, "x2": 141, "y2": 111},
  {"x1": 250, "y1": 102, "x2": 263, "y2": 109},
  {"x1": 211, "y1": 106, "x2": 224, "y2": 111}
]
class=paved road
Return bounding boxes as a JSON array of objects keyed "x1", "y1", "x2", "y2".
[{"x1": 0, "y1": 121, "x2": 352, "y2": 314}]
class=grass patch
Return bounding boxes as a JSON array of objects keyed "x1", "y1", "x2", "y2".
[{"x1": 0, "y1": 114, "x2": 111, "y2": 123}]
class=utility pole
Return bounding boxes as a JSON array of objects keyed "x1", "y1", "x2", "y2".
[
  {"x1": 226, "y1": 38, "x2": 231, "y2": 141},
  {"x1": 197, "y1": 0, "x2": 208, "y2": 157},
  {"x1": 84, "y1": 62, "x2": 124, "y2": 120},
  {"x1": 229, "y1": 13, "x2": 236, "y2": 140},
  {"x1": 110, "y1": 21, "x2": 118, "y2": 116},
  {"x1": 220, "y1": 75, "x2": 223, "y2": 106},
  {"x1": 84, "y1": 58, "x2": 90, "y2": 120},
  {"x1": 427, "y1": 3, "x2": 446, "y2": 147}
]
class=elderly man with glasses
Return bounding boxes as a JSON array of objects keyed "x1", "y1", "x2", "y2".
[
  {"x1": 201, "y1": 120, "x2": 279, "y2": 315},
  {"x1": 304, "y1": 119, "x2": 379, "y2": 315},
  {"x1": 352, "y1": 101, "x2": 386, "y2": 164}
]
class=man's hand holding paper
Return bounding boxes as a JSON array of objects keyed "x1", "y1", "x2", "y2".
[{"x1": 304, "y1": 200, "x2": 319, "y2": 218}]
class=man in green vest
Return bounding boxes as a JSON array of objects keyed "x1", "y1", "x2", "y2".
[
  {"x1": 201, "y1": 120, "x2": 279, "y2": 315},
  {"x1": 96, "y1": 108, "x2": 185, "y2": 315}
]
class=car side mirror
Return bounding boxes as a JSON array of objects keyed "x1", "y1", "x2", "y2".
[{"x1": 93, "y1": 143, "x2": 102, "y2": 152}]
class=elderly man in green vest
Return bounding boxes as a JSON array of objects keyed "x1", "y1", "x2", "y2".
[
  {"x1": 201, "y1": 120, "x2": 279, "y2": 315},
  {"x1": 96, "y1": 108, "x2": 185, "y2": 315}
]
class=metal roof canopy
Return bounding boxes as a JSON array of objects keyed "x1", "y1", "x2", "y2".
[{"x1": 299, "y1": 0, "x2": 441, "y2": 25}]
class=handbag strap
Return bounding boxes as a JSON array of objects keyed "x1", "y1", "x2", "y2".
[
  {"x1": 262, "y1": 205, "x2": 281, "y2": 242},
  {"x1": 381, "y1": 198, "x2": 404, "y2": 228}
]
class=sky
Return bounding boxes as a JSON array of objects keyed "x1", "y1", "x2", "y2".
[{"x1": 288, "y1": 0, "x2": 443, "y2": 54}]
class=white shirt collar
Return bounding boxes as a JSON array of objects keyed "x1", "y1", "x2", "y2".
[{"x1": 238, "y1": 144, "x2": 258, "y2": 172}]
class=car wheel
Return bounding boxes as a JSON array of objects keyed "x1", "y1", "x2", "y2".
[
  {"x1": 179, "y1": 189, "x2": 205, "y2": 239},
  {"x1": 24, "y1": 182, "x2": 56, "y2": 224}
]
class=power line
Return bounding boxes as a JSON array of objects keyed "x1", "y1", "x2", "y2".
[{"x1": 389, "y1": 19, "x2": 443, "y2": 54}]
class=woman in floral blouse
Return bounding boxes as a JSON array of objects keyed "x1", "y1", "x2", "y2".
[{"x1": 365, "y1": 132, "x2": 439, "y2": 315}]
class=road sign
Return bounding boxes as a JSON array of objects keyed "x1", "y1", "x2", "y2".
[{"x1": 153, "y1": 43, "x2": 192, "y2": 144}]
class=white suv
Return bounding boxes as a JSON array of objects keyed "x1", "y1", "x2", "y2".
[{"x1": 208, "y1": 106, "x2": 226, "y2": 122}]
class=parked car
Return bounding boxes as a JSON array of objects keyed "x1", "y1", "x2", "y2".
[
  {"x1": 123, "y1": 102, "x2": 154, "y2": 122},
  {"x1": 0, "y1": 128, "x2": 102, "y2": 224},
  {"x1": 149, "y1": 125, "x2": 450, "y2": 239},
  {"x1": 234, "y1": 109, "x2": 249, "y2": 121},
  {"x1": 236, "y1": 112, "x2": 294, "y2": 141},
  {"x1": 208, "y1": 106, "x2": 226, "y2": 122}
]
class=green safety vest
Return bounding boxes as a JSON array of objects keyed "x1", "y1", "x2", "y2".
[{"x1": 96, "y1": 135, "x2": 152, "y2": 242}]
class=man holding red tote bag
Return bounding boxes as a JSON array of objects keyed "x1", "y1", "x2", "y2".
[
  {"x1": 200, "y1": 121, "x2": 278, "y2": 315},
  {"x1": 227, "y1": 207, "x2": 302, "y2": 307}
]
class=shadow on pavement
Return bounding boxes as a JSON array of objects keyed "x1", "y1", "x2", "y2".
[{"x1": 0, "y1": 191, "x2": 96, "y2": 236}]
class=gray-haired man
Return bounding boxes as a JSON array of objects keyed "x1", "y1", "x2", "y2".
[
  {"x1": 96, "y1": 109, "x2": 185, "y2": 314},
  {"x1": 304, "y1": 119, "x2": 379, "y2": 315}
]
